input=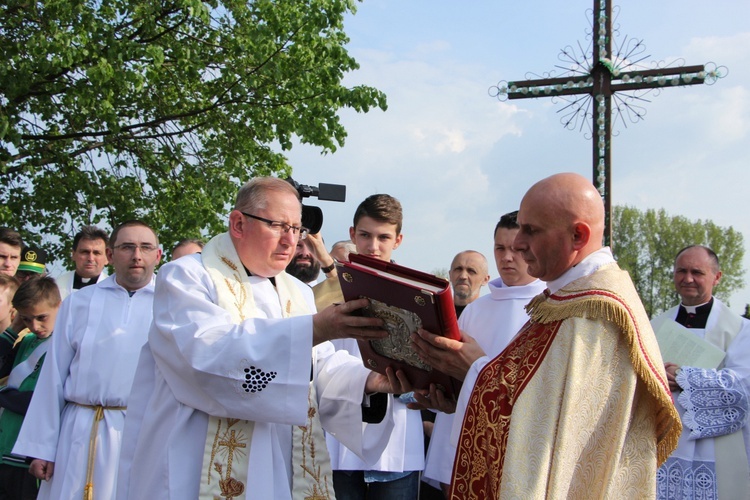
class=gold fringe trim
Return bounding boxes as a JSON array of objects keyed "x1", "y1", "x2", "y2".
[{"x1": 526, "y1": 288, "x2": 682, "y2": 465}]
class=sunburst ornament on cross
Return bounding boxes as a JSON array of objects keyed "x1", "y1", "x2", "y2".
[{"x1": 490, "y1": 0, "x2": 726, "y2": 246}]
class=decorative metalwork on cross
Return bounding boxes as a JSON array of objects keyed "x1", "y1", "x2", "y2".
[{"x1": 490, "y1": 0, "x2": 726, "y2": 245}]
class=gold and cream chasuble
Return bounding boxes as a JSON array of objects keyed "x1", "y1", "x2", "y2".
[{"x1": 450, "y1": 262, "x2": 681, "y2": 500}]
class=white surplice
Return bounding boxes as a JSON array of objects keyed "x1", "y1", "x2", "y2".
[
  {"x1": 422, "y1": 277, "x2": 546, "y2": 485},
  {"x1": 116, "y1": 253, "x2": 394, "y2": 500},
  {"x1": 13, "y1": 274, "x2": 155, "y2": 500},
  {"x1": 55, "y1": 269, "x2": 108, "y2": 301},
  {"x1": 652, "y1": 299, "x2": 750, "y2": 500},
  {"x1": 326, "y1": 338, "x2": 425, "y2": 474}
]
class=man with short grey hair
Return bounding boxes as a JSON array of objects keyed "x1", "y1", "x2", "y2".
[
  {"x1": 448, "y1": 250, "x2": 489, "y2": 317},
  {"x1": 651, "y1": 245, "x2": 750, "y2": 499},
  {"x1": 117, "y1": 177, "x2": 402, "y2": 500}
]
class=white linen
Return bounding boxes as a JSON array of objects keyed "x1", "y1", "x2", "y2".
[
  {"x1": 326, "y1": 338, "x2": 425, "y2": 473},
  {"x1": 13, "y1": 274, "x2": 155, "y2": 500},
  {"x1": 423, "y1": 277, "x2": 546, "y2": 485},
  {"x1": 546, "y1": 246, "x2": 614, "y2": 294},
  {"x1": 116, "y1": 253, "x2": 393, "y2": 500}
]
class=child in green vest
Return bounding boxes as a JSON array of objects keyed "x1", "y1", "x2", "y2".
[{"x1": 0, "y1": 276, "x2": 61, "y2": 499}]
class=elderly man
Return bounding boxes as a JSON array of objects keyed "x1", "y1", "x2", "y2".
[
  {"x1": 414, "y1": 173, "x2": 681, "y2": 499},
  {"x1": 116, "y1": 177, "x2": 402, "y2": 500},
  {"x1": 651, "y1": 245, "x2": 750, "y2": 499},
  {"x1": 422, "y1": 211, "x2": 546, "y2": 495},
  {"x1": 448, "y1": 250, "x2": 490, "y2": 317},
  {"x1": 56, "y1": 226, "x2": 109, "y2": 300},
  {"x1": 0, "y1": 228, "x2": 23, "y2": 277},
  {"x1": 14, "y1": 220, "x2": 163, "y2": 500}
]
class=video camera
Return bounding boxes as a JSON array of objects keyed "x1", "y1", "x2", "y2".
[{"x1": 285, "y1": 177, "x2": 346, "y2": 234}]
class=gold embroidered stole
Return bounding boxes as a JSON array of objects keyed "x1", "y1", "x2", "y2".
[
  {"x1": 450, "y1": 263, "x2": 682, "y2": 500},
  {"x1": 198, "y1": 233, "x2": 334, "y2": 499}
]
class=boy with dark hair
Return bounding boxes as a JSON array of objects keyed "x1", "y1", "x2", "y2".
[
  {"x1": 0, "y1": 228, "x2": 24, "y2": 277},
  {"x1": 315, "y1": 193, "x2": 421, "y2": 499},
  {"x1": 0, "y1": 276, "x2": 61, "y2": 499}
]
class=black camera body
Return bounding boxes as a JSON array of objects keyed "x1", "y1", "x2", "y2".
[{"x1": 285, "y1": 178, "x2": 346, "y2": 234}]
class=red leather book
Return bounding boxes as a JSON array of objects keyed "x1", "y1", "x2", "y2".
[{"x1": 336, "y1": 254, "x2": 462, "y2": 398}]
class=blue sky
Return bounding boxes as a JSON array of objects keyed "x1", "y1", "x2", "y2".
[{"x1": 286, "y1": 0, "x2": 750, "y2": 314}]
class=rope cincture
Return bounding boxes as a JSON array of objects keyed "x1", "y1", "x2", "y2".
[{"x1": 72, "y1": 402, "x2": 127, "y2": 500}]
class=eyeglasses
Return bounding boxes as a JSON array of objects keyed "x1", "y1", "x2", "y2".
[
  {"x1": 113, "y1": 243, "x2": 159, "y2": 254},
  {"x1": 241, "y1": 212, "x2": 309, "y2": 240}
]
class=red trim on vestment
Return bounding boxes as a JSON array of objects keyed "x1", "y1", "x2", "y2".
[
  {"x1": 547, "y1": 289, "x2": 671, "y2": 395},
  {"x1": 449, "y1": 320, "x2": 561, "y2": 499}
]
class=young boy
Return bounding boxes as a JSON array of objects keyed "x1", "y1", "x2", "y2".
[
  {"x1": 0, "y1": 275, "x2": 19, "y2": 343},
  {"x1": 0, "y1": 276, "x2": 61, "y2": 499},
  {"x1": 0, "y1": 274, "x2": 21, "y2": 386},
  {"x1": 312, "y1": 194, "x2": 422, "y2": 499}
]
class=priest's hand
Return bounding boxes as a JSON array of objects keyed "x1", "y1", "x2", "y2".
[
  {"x1": 365, "y1": 367, "x2": 458, "y2": 414},
  {"x1": 412, "y1": 328, "x2": 485, "y2": 381},
  {"x1": 364, "y1": 366, "x2": 413, "y2": 394},
  {"x1": 29, "y1": 459, "x2": 54, "y2": 481},
  {"x1": 409, "y1": 383, "x2": 457, "y2": 414},
  {"x1": 312, "y1": 298, "x2": 387, "y2": 346},
  {"x1": 664, "y1": 362, "x2": 682, "y2": 393}
]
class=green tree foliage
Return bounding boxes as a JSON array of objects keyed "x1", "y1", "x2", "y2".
[
  {"x1": 431, "y1": 267, "x2": 449, "y2": 280},
  {"x1": 0, "y1": 0, "x2": 386, "y2": 260},
  {"x1": 612, "y1": 205, "x2": 745, "y2": 317}
]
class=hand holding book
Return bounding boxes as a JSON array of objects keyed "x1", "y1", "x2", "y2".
[{"x1": 336, "y1": 254, "x2": 463, "y2": 398}]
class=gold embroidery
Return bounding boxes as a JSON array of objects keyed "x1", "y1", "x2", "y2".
[
  {"x1": 207, "y1": 419, "x2": 222, "y2": 486},
  {"x1": 295, "y1": 391, "x2": 333, "y2": 499},
  {"x1": 207, "y1": 419, "x2": 248, "y2": 499},
  {"x1": 221, "y1": 256, "x2": 247, "y2": 322},
  {"x1": 525, "y1": 267, "x2": 681, "y2": 463}
]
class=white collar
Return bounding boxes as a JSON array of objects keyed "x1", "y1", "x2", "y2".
[
  {"x1": 547, "y1": 247, "x2": 615, "y2": 294},
  {"x1": 680, "y1": 299, "x2": 712, "y2": 314}
]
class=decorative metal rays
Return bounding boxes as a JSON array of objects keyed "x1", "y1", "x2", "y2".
[{"x1": 490, "y1": 0, "x2": 726, "y2": 245}]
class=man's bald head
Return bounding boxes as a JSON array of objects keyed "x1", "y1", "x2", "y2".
[
  {"x1": 449, "y1": 250, "x2": 490, "y2": 306},
  {"x1": 526, "y1": 173, "x2": 605, "y2": 236},
  {"x1": 514, "y1": 173, "x2": 605, "y2": 281}
]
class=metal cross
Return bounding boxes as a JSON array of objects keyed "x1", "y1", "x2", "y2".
[{"x1": 491, "y1": 0, "x2": 724, "y2": 245}]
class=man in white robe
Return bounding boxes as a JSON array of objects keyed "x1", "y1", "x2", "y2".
[
  {"x1": 116, "y1": 177, "x2": 401, "y2": 500},
  {"x1": 13, "y1": 220, "x2": 163, "y2": 500},
  {"x1": 55, "y1": 225, "x2": 109, "y2": 300},
  {"x1": 422, "y1": 211, "x2": 546, "y2": 492},
  {"x1": 652, "y1": 245, "x2": 750, "y2": 499}
]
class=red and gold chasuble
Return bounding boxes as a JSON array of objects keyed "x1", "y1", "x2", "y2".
[
  {"x1": 450, "y1": 319, "x2": 561, "y2": 498},
  {"x1": 450, "y1": 263, "x2": 682, "y2": 500}
]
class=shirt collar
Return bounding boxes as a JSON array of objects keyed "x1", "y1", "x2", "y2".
[{"x1": 547, "y1": 247, "x2": 615, "y2": 294}]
